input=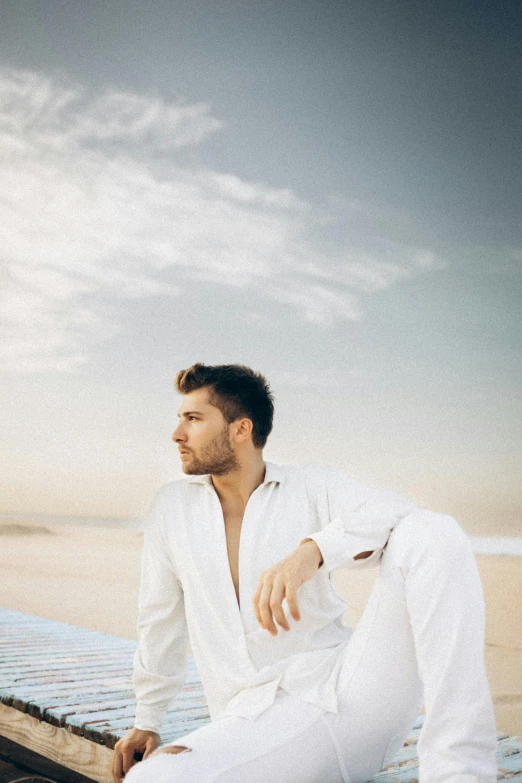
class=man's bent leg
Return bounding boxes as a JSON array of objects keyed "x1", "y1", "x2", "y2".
[
  {"x1": 123, "y1": 688, "x2": 344, "y2": 783},
  {"x1": 326, "y1": 510, "x2": 497, "y2": 783},
  {"x1": 393, "y1": 511, "x2": 497, "y2": 782}
]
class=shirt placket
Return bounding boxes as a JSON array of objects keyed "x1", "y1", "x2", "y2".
[{"x1": 205, "y1": 483, "x2": 259, "y2": 677}]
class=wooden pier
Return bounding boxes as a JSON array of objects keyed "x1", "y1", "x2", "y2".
[{"x1": 0, "y1": 608, "x2": 521, "y2": 782}]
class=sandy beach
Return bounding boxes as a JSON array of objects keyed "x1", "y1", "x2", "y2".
[{"x1": 0, "y1": 518, "x2": 521, "y2": 736}]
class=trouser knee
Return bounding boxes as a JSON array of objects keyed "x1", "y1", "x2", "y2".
[
  {"x1": 383, "y1": 509, "x2": 474, "y2": 575},
  {"x1": 124, "y1": 755, "x2": 184, "y2": 783},
  {"x1": 389, "y1": 508, "x2": 466, "y2": 546}
]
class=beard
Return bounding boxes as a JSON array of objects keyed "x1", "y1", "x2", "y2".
[{"x1": 182, "y1": 424, "x2": 240, "y2": 476}]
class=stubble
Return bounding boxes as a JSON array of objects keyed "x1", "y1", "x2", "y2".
[{"x1": 183, "y1": 424, "x2": 240, "y2": 476}]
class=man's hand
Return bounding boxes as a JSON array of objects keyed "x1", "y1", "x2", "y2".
[
  {"x1": 252, "y1": 539, "x2": 323, "y2": 636},
  {"x1": 111, "y1": 727, "x2": 160, "y2": 782}
]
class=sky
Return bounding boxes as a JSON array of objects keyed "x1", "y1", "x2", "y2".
[{"x1": 0, "y1": 0, "x2": 520, "y2": 535}]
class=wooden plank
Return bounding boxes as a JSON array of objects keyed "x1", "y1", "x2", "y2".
[
  {"x1": 8, "y1": 664, "x2": 135, "y2": 685},
  {"x1": 1, "y1": 674, "x2": 202, "y2": 712},
  {"x1": 0, "y1": 630, "x2": 129, "y2": 643},
  {"x1": 369, "y1": 733, "x2": 522, "y2": 782},
  {"x1": 4, "y1": 680, "x2": 134, "y2": 714},
  {"x1": 13, "y1": 690, "x2": 135, "y2": 722},
  {"x1": 3, "y1": 674, "x2": 132, "y2": 695},
  {"x1": 0, "y1": 627, "x2": 128, "y2": 637},
  {"x1": 0, "y1": 622, "x2": 129, "y2": 654},
  {"x1": 0, "y1": 636, "x2": 128, "y2": 649},
  {"x1": 0, "y1": 735, "x2": 95, "y2": 783},
  {"x1": 0, "y1": 703, "x2": 112, "y2": 783},
  {"x1": 157, "y1": 717, "x2": 212, "y2": 743},
  {"x1": 45, "y1": 697, "x2": 137, "y2": 727},
  {"x1": 0, "y1": 649, "x2": 133, "y2": 663},
  {"x1": 64, "y1": 697, "x2": 210, "y2": 737},
  {"x1": 0, "y1": 635, "x2": 130, "y2": 648},
  {"x1": 66, "y1": 706, "x2": 141, "y2": 736},
  {"x1": 1, "y1": 661, "x2": 131, "y2": 678},
  {"x1": 5, "y1": 668, "x2": 131, "y2": 687}
]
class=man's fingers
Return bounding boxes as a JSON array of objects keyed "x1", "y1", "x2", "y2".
[
  {"x1": 258, "y1": 580, "x2": 278, "y2": 635},
  {"x1": 252, "y1": 579, "x2": 264, "y2": 626},
  {"x1": 111, "y1": 732, "x2": 160, "y2": 781},
  {"x1": 253, "y1": 571, "x2": 302, "y2": 634},
  {"x1": 143, "y1": 737, "x2": 159, "y2": 760},
  {"x1": 270, "y1": 580, "x2": 290, "y2": 631},
  {"x1": 111, "y1": 748, "x2": 124, "y2": 783},
  {"x1": 122, "y1": 746, "x2": 136, "y2": 776},
  {"x1": 253, "y1": 556, "x2": 307, "y2": 634},
  {"x1": 285, "y1": 585, "x2": 301, "y2": 622}
]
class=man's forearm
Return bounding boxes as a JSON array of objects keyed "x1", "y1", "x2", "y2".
[
  {"x1": 298, "y1": 538, "x2": 324, "y2": 568},
  {"x1": 299, "y1": 537, "x2": 374, "y2": 566}
]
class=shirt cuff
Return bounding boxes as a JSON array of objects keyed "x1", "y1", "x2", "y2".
[
  {"x1": 133, "y1": 703, "x2": 164, "y2": 734},
  {"x1": 301, "y1": 517, "x2": 387, "y2": 572}
]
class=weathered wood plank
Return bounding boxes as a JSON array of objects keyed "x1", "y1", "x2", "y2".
[
  {"x1": 45, "y1": 698, "x2": 137, "y2": 727},
  {"x1": 0, "y1": 649, "x2": 132, "y2": 663},
  {"x1": 0, "y1": 638, "x2": 128, "y2": 648},
  {"x1": 369, "y1": 734, "x2": 522, "y2": 782},
  {"x1": 5, "y1": 666, "x2": 135, "y2": 686},
  {"x1": 24, "y1": 690, "x2": 136, "y2": 722},
  {"x1": 5, "y1": 680, "x2": 134, "y2": 713},
  {"x1": 27, "y1": 687, "x2": 204, "y2": 723},
  {"x1": 0, "y1": 735, "x2": 95, "y2": 783},
  {"x1": 64, "y1": 698, "x2": 210, "y2": 737},
  {"x1": 0, "y1": 703, "x2": 113, "y2": 783}
]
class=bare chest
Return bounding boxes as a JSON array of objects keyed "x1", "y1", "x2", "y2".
[{"x1": 221, "y1": 506, "x2": 244, "y2": 609}]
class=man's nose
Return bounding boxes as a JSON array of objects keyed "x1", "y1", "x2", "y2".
[{"x1": 172, "y1": 424, "x2": 186, "y2": 442}]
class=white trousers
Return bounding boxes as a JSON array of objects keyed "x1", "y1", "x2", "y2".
[{"x1": 125, "y1": 512, "x2": 498, "y2": 783}]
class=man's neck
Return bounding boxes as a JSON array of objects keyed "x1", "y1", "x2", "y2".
[{"x1": 211, "y1": 454, "x2": 266, "y2": 508}]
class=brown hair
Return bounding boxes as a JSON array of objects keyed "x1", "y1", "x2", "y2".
[{"x1": 175, "y1": 363, "x2": 274, "y2": 448}]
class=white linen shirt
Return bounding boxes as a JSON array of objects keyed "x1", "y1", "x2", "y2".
[{"x1": 132, "y1": 462, "x2": 421, "y2": 732}]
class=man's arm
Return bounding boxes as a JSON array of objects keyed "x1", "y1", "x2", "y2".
[
  {"x1": 252, "y1": 467, "x2": 420, "y2": 635},
  {"x1": 132, "y1": 494, "x2": 189, "y2": 731},
  {"x1": 112, "y1": 490, "x2": 189, "y2": 781},
  {"x1": 302, "y1": 467, "x2": 420, "y2": 572}
]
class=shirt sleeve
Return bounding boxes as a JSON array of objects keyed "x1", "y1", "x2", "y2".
[
  {"x1": 132, "y1": 488, "x2": 189, "y2": 732},
  {"x1": 301, "y1": 467, "x2": 420, "y2": 572}
]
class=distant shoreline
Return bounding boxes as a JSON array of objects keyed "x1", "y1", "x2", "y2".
[
  {"x1": 471, "y1": 536, "x2": 522, "y2": 556},
  {"x1": 1, "y1": 513, "x2": 521, "y2": 555}
]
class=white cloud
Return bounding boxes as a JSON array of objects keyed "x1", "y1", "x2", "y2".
[
  {"x1": 207, "y1": 172, "x2": 308, "y2": 211},
  {"x1": 0, "y1": 67, "x2": 442, "y2": 373},
  {"x1": 266, "y1": 281, "x2": 362, "y2": 325},
  {"x1": 0, "y1": 68, "x2": 222, "y2": 150}
]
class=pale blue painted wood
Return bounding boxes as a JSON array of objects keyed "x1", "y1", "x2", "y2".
[{"x1": 1, "y1": 607, "x2": 521, "y2": 782}]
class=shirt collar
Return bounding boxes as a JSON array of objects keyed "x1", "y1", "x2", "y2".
[{"x1": 186, "y1": 461, "x2": 285, "y2": 487}]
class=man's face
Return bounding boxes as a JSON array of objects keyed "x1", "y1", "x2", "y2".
[{"x1": 172, "y1": 388, "x2": 239, "y2": 475}]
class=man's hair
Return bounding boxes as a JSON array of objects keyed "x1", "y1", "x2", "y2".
[{"x1": 175, "y1": 363, "x2": 274, "y2": 449}]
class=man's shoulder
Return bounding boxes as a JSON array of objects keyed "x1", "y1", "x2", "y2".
[
  {"x1": 152, "y1": 477, "x2": 195, "y2": 505},
  {"x1": 146, "y1": 478, "x2": 202, "y2": 533}
]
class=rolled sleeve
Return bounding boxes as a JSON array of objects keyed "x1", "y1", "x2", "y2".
[
  {"x1": 303, "y1": 468, "x2": 420, "y2": 572},
  {"x1": 132, "y1": 490, "x2": 189, "y2": 732}
]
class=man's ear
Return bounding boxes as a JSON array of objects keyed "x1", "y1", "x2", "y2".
[{"x1": 233, "y1": 417, "x2": 253, "y2": 443}]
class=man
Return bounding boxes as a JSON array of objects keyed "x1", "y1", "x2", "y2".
[{"x1": 112, "y1": 363, "x2": 497, "y2": 783}]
